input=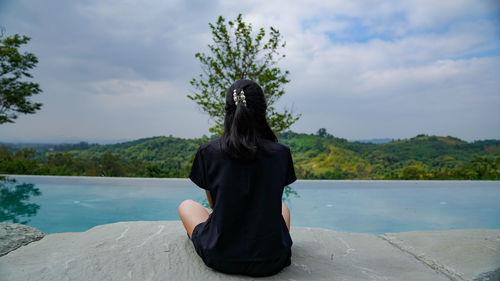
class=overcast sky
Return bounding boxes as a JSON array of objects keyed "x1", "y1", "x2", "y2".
[{"x1": 1, "y1": 0, "x2": 499, "y2": 143}]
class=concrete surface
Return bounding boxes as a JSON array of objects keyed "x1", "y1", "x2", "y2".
[
  {"x1": 381, "y1": 229, "x2": 500, "y2": 281},
  {"x1": 0, "y1": 223, "x2": 45, "y2": 257},
  {"x1": 0, "y1": 221, "x2": 498, "y2": 281}
]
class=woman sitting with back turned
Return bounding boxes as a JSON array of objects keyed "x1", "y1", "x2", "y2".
[{"x1": 178, "y1": 79, "x2": 296, "y2": 277}]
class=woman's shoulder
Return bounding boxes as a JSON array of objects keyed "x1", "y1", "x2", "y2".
[
  {"x1": 199, "y1": 138, "x2": 289, "y2": 150},
  {"x1": 198, "y1": 138, "x2": 222, "y2": 153},
  {"x1": 198, "y1": 138, "x2": 290, "y2": 160},
  {"x1": 259, "y1": 138, "x2": 291, "y2": 152}
]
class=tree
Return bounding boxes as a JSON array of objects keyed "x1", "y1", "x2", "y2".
[
  {"x1": 188, "y1": 14, "x2": 300, "y2": 134},
  {"x1": 0, "y1": 31, "x2": 42, "y2": 124},
  {"x1": 316, "y1": 128, "x2": 327, "y2": 138},
  {"x1": 100, "y1": 152, "x2": 124, "y2": 177}
]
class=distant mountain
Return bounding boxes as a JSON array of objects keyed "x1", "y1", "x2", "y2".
[
  {"x1": 0, "y1": 136, "x2": 132, "y2": 145},
  {"x1": 1, "y1": 131, "x2": 499, "y2": 180},
  {"x1": 276, "y1": 132, "x2": 499, "y2": 180}
]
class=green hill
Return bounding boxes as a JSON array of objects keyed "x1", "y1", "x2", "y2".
[
  {"x1": 1, "y1": 131, "x2": 499, "y2": 180},
  {"x1": 277, "y1": 132, "x2": 499, "y2": 179}
]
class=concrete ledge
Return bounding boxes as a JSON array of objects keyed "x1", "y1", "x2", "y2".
[
  {"x1": 0, "y1": 221, "x2": 498, "y2": 281},
  {"x1": 381, "y1": 229, "x2": 500, "y2": 281}
]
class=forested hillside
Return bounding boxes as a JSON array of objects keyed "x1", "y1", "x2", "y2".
[
  {"x1": 1, "y1": 130, "x2": 499, "y2": 180},
  {"x1": 278, "y1": 131, "x2": 499, "y2": 179}
]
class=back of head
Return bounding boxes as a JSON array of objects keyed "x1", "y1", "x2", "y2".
[{"x1": 221, "y1": 79, "x2": 278, "y2": 161}]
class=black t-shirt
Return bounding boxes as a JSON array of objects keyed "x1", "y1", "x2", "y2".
[{"x1": 189, "y1": 138, "x2": 296, "y2": 262}]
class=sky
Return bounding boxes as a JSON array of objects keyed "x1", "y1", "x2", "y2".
[{"x1": 0, "y1": 0, "x2": 499, "y2": 143}]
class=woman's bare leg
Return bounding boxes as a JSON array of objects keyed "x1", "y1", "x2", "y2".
[
  {"x1": 178, "y1": 199, "x2": 211, "y2": 239},
  {"x1": 282, "y1": 202, "x2": 291, "y2": 232}
]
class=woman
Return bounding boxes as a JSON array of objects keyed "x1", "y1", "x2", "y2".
[{"x1": 178, "y1": 79, "x2": 296, "y2": 277}]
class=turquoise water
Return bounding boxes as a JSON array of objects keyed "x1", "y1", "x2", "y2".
[{"x1": 2, "y1": 175, "x2": 499, "y2": 234}]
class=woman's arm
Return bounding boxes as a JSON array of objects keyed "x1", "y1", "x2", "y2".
[{"x1": 206, "y1": 190, "x2": 214, "y2": 209}]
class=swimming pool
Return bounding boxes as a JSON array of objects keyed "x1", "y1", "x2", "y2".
[{"x1": 2, "y1": 175, "x2": 499, "y2": 234}]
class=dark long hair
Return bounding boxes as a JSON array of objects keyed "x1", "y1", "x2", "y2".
[{"x1": 221, "y1": 79, "x2": 278, "y2": 161}]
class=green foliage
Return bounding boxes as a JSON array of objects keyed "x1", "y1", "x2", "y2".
[
  {"x1": 0, "y1": 31, "x2": 42, "y2": 124},
  {"x1": 277, "y1": 131, "x2": 500, "y2": 180},
  {"x1": 0, "y1": 146, "x2": 39, "y2": 174},
  {"x1": 1, "y1": 131, "x2": 499, "y2": 180},
  {"x1": 188, "y1": 14, "x2": 300, "y2": 134},
  {"x1": 316, "y1": 128, "x2": 330, "y2": 138}
]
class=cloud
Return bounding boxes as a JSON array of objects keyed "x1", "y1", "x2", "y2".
[
  {"x1": 0, "y1": 0, "x2": 499, "y2": 142},
  {"x1": 88, "y1": 80, "x2": 181, "y2": 106}
]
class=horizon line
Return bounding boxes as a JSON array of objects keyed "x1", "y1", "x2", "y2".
[{"x1": 0, "y1": 131, "x2": 498, "y2": 145}]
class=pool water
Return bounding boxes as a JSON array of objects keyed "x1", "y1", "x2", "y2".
[{"x1": 2, "y1": 175, "x2": 499, "y2": 234}]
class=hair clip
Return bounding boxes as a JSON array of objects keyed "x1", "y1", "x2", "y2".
[{"x1": 233, "y1": 89, "x2": 247, "y2": 106}]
